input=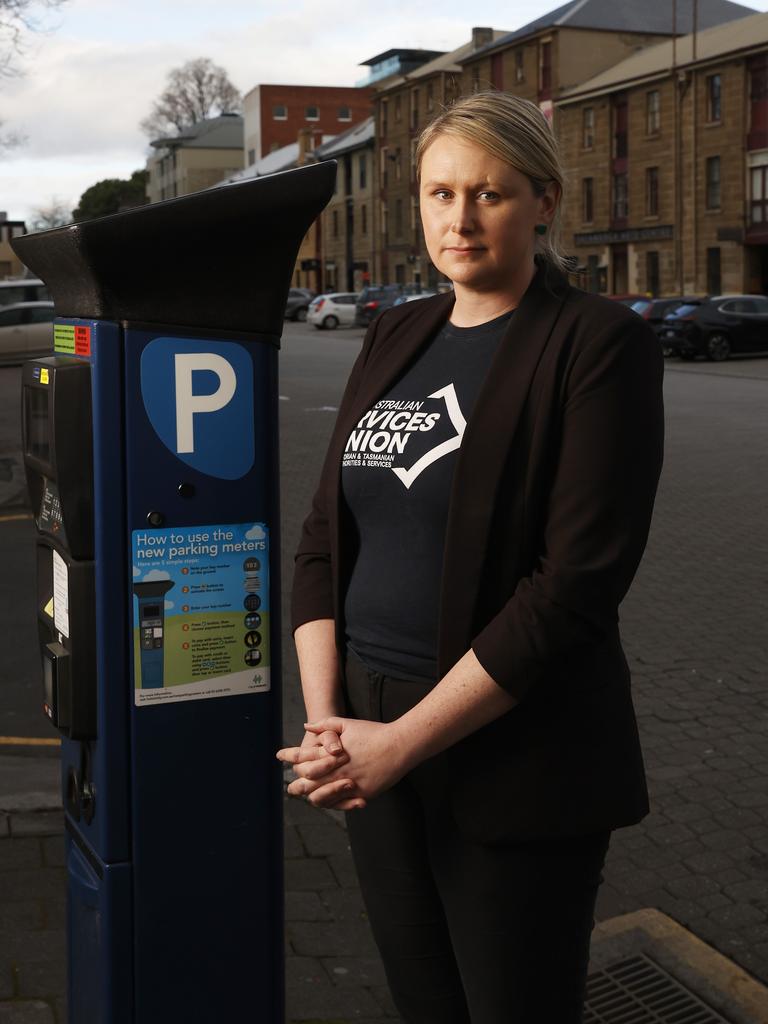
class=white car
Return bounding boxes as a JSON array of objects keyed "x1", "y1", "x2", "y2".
[
  {"x1": 0, "y1": 302, "x2": 55, "y2": 365},
  {"x1": 307, "y1": 292, "x2": 359, "y2": 330}
]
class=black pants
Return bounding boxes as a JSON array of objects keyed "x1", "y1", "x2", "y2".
[{"x1": 342, "y1": 650, "x2": 611, "y2": 1024}]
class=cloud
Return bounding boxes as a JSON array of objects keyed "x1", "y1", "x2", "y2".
[
  {"x1": 246, "y1": 524, "x2": 266, "y2": 540},
  {"x1": 164, "y1": 600, "x2": 175, "y2": 609},
  {"x1": 141, "y1": 569, "x2": 171, "y2": 582},
  {"x1": 133, "y1": 565, "x2": 141, "y2": 577}
]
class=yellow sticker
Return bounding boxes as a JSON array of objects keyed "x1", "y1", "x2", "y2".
[
  {"x1": 43, "y1": 597, "x2": 54, "y2": 618},
  {"x1": 40, "y1": 369, "x2": 49, "y2": 385}
]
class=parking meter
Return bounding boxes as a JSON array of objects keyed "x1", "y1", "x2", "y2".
[{"x1": 13, "y1": 161, "x2": 335, "y2": 1024}]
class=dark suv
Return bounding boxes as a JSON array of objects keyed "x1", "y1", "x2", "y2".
[
  {"x1": 661, "y1": 294, "x2": 768, "y2": 361},
  {"x1": 285, "y1": 288, "x2": 315, "y2": 322},
  {"x1": 354, "y1": 285, "x2": 404, "y2": 326}
]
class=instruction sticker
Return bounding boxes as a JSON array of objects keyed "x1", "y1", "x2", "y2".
[
  {"x1": 131, "y1": 522, "x2": 270, "y2": 706},
  {"x1": 54, "y1": 323, "x2": 91, "y2": 356},
  {"x1": 52, "y1": 549, "x2": 70, "y2": 638}
]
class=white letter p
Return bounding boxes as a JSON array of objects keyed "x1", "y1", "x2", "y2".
[{"x1": 174, "y1": 353, "x2": 237, "y2": 454}]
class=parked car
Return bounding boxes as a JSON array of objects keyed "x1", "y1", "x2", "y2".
[
  {"x1": 0, "y1": 302, "x2": 55, "y2": 365},
  {"x1": 392, "y1": 291, "x2": 437, "y2": 306},
  {"x1": 284, "y1": 287, "x2": 315, "y2": 322},
  {"x1": 354, "y1": 284, "x2": 403, "y2": 326},
  {"x1": 627, "y1": 296, "x2": 702, "y2": 354},
  {"x1": 0, "y1": 278, "x2": 50, "y2": 307},
  {"x1": 307, "y1": 292, "x2": 359, "y2": 329},
  {"x1": 661, "y1": 294, "x2": 768, "y2": 361},
  {"x1": 608, "y1": 293, "x2": 650, "y2": 307}
]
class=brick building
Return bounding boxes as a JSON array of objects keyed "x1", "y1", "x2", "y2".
[
  {"x1": 557, "y1": 11, "x2": 768, "y2": 296},
  {"x1": 242, "y1": 84, "x2": 374, "y2": 166},
  {"x1": 311, "y1": 118, "x2": 376, "y2": 294},
  {"x1": 0, "y1": 215, "x2": 27, "y2": 279}
]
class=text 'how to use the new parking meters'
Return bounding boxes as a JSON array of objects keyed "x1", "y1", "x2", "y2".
[{"x1": 13, "y1": 160, "x2": 336, "y2": 1024}]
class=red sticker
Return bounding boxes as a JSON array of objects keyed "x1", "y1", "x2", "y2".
[{"x1": 74, "y1": 325, "x2": 91, "y2": 356}]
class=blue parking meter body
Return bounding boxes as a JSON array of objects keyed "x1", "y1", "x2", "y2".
[{"x1": 12, "y1": 162, "x2": 336, "y2": 1024}]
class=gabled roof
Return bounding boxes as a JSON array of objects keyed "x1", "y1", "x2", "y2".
[
  {"x1": 150, "y1": 113, "x2": 243, "y2": 150},
  {"x1": 314, "y1": 118, "x2": 374, "y2": 159},
  {"x1": 378, "y1": 30, "x2": 509, "y2": 92},
  {"x1": 559, "y1": 9, "x2": 768, "y2": 102},
  {"x1": 461, "y1": 0, "x2": 758, "y2": 61}
]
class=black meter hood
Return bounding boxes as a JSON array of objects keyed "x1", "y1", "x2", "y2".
[{"x1": 11, "y1": 161, "x2": 337, "y2": 337}]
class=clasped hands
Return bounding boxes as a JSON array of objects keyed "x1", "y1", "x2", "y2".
[{"x1": 276, "y1": 716, "x2": 411, "y2": 812}]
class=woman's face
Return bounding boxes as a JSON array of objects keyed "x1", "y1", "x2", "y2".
[{"x1": 419, "y1": 133, "x2": 559, "y2": 293}]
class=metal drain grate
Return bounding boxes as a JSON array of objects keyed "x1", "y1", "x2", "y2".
[{"x1": 584, "y1": 954, "x2": 733, "y2": 1023}]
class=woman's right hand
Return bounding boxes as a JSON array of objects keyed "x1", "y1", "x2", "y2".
[{"x1": 278, "y1": 728, "x2": 363, "y2": 810}]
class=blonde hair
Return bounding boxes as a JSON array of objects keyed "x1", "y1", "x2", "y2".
[{"x1": 416, "y1": 91, "x2": 569, "y2": 274}]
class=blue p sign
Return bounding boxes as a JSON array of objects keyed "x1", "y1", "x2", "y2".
[{"x1": 141, "y1": 337, "x2": 255, "y2": 479}]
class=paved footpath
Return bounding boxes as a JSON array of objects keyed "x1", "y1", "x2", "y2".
[{"x1": 1, "y1": 351, "x2": 767, "y2": 1021}]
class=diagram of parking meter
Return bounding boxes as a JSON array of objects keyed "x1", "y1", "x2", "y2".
[{"x1": 13, "y1": 160, "x2": 336, "y2": 1024}]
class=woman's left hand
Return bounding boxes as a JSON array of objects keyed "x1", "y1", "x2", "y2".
[{"x1": 280, "y1": 717, "x2": 411, "y2": 809}]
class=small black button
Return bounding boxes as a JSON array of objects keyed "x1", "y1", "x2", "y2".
[
  {"x1": 178, "y1": 483, "x2": 195, "y2": 499},
  {"x1": 147, "y1": 511, "x2": 165, "y2": 527}
]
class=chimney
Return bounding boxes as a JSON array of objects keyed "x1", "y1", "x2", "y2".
[{"x1": 472, "y1": 27, "x2": 493, "y2": 51}]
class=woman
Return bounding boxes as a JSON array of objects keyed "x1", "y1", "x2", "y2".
[{"x1": 277, "y1": 92, "x2": 664, "y2": 1022}]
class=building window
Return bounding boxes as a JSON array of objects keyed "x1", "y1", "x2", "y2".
[
  {"x1": 247, "y1": 148, "x2": 255, "y2": 165},
  {"x1": 582, "y1": 177, "x2": 594, "y2": 222},
  {"x1": 646, "y1": 90, "x2": 660, "y2": 134},
  {"x1": 614, "y1": 98, "x2": 628, "y2": 158},
  {"x1": 646, "y1": 251, "x2": 660, "y2": 296},
  {"x1": 381, "y1": 202, "x2": 388, "y2": 239},
  {"x1": 539, "y1": 40, "x2": 552, "y2": 95},
  {"x1": 583, "y1": 107, "x2": 594, "y2": 149},
  {"x1": 515, "y1": 49, "x2": 524, "y2": 83},
  {"x1": 332, "y1": 210, "x2": 338, "y2": 238},
  {"x1": 395, "y1": 263, "x2": 405, "y2": 284},
  {"x1": 411, "y1": 196, "x2": 419, "y2": 230},
  {"x1": 707, "y1": 74, "x2": 722, "y2": 123},
  {"x1": 427, "y1": 82, "x2": 434, "y2": 112},
  {"x1": 472, "y1": 65, "x2": 481, "y2": 93},
  {"x1": 380, "y1": 146, "x2": 388, "y2": 188},
  {"x1": 395, "y1": 148, "x2": 401, "y2": 182},
  {"x1": 338, "y1": 105, "x2": 351, "y2": 121},
  {"x1": 750, "y1": 164, "x2": 768, "y2": 223},
  {"x1": 410, "y1": 138, "x2": 418, "y2": 181},
  {"x1": 380, "y1": 99, "x2": 388, "y2": 137},
  {"x1": 706, "y1": 247, "x2": 721, "y2": 293},
  {"x1": 394, "y1": 95, "x2": 401, "y2": 122},
  {"x1": 612, "y1": 173, "x2": 628, "y2": 220},
  {"x1": 272, "y1": 104, "x2": 287, "y2": 120},
  {"x1": 645, "y1": 166, "x2": 659, "y2": 216},
  {"x1": 395, "y1": 198, "x2": 403, "y2": 238},
  {"x1": 491, "y1": 53, "x2": 503, "y2": 91},
  {"x1": 305, "y1": 105, "x2": 319, "y2": 121},
  {"x1": 411, "y1": 89, "x2": 419, "y2": 130},
  {"x1": 706, "y1": 155, "x2": 721, "y2": 209},
  {"x1": 445, "y1": 74, "x2": 460, "y2": 103},
  {"x1": 359, "y1": 154, "x2": 367, "y2": 190},
  {"x1": 362, "y1": 203, "x2": 367, "y2": 235}
]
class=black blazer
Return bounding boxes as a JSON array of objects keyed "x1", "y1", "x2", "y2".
[{"x1": 291, "y1": 257, "x2": 665, "y2": 842}]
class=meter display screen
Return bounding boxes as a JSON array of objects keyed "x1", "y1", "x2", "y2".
[
  {"x1": 143, "y1": 604, "x2": 160, "y2": 617},
  {"x1": 25, "y1": 387, "x2": 50, "y2": 463}
]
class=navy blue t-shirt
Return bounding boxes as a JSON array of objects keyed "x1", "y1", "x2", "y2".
[{"x1": 341, "y1": 308, "x2": 514, "y2": 681}]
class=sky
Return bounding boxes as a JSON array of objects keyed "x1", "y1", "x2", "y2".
[{"x1": 3, "y1": 0, "x2": 768, "y2": 225}]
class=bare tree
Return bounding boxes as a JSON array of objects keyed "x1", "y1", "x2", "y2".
[
  {"x1": 0, "y1": 0, "x2": 67, "y2": 153},
  {"x1": 141, "y1": 57, "x2": 241, "y2": 139},
  {"x1": 0, "y1": 0, "x2": 67, "y2": 77},
  {"x1": 30, "y1": 196, "x2": 70, "y2": 230}
]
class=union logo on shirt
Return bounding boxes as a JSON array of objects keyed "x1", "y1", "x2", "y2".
[{"x1": 343, "y1": 383, "x2": 466, "y2": 489}]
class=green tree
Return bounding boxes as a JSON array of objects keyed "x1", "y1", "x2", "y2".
[
  {"x1": 141, "y1": 57, "x2": 240, "y2": 138},
  {"x1": 73, "y1": 169, "x2": 148, "y2": 221}
]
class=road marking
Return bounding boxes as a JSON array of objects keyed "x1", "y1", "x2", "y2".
[
  {"x1": 0, "y1": 512, "x2": 33, "y2": 523},
  {"x1": 0, "y1": 736, "x2": 61, "y2": 747}
]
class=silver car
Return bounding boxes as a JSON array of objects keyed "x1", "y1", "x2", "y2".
[{"x1": 0, "y1": 302, "x2": 55, "y2": 365}]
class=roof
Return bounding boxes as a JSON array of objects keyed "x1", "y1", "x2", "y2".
[
  {"x1": 360, "y1": 48, "x2": 446, "y2": 67},
  {"x1": 559, "y1": 9, "x2": 768, "y2": 102},
  {"x1": 216, "y1": 135, "x2": 337, "y2": 185},
  {"x1": 378, "y1": 30, "x2": 510, "y2": 92},
  {"x1": 150, "y1": 113, "x2": 244, "y2": 150},
  {"x1": 314, "y1": 118, "x2": 374, "y2": 158},
  {"x1": 461, "y1": 0, "x2": 758, "y2": 61}
]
